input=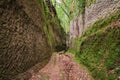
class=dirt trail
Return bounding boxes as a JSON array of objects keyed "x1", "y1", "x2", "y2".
[{"x1": 29, "y1": 53, "x2": 93, "y2": 80}]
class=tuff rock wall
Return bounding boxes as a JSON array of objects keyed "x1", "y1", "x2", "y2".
[
  {"x1": 0, "y1": 0, "x2": 65, "y2": 79},
  {"x1": 70, "y1": 0, "x2": 120, "y2": 41}
]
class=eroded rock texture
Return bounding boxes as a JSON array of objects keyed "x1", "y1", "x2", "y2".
[
  {"x1": 70, "y1": 0, "x2": 120, "y2": 41},
  {"x1": 0, "y1": 0, "x2": 65, "y2": 80}
]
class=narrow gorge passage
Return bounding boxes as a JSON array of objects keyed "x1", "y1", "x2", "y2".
[
  {"x1": 29, "y1": 53, "x2": 93, "y2": 80},
  {"x1": 1, "y1": 0, "x2": 120, "y2": 80}
]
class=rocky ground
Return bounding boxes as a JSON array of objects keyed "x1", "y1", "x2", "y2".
[{"x1": 29, "y1": 52, "x2": 93, "y2": 80}]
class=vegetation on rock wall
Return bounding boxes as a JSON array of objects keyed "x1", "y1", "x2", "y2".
[
  {"x1": 35, "y1": 0, "x2": 66, "y2": 50},
  {"x1": 69, "y1": 12, "x2": 120, "y2": 80},
  {"x1": 86, "y1": 0, "x2": 96, "y2": 7},
  {"x1": 0, "y1": 0, "x2": 65, "y2": 79},
  {"x1": 83, "y1": 11, "x2": 120, "y2": 37},
  {"x1": 51, "y1": 0, "x2": 96, "y2": 33},
  {"x1": 1, "y1": 0, "x2": 119, "y2": 80}
]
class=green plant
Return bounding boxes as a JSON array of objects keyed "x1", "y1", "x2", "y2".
[
  {"x1": 70, "y1": 12, "x2": 120, "y2": 79},
  {"x1": 83, "y1": 11, "x2": 120, "y2": 37}
]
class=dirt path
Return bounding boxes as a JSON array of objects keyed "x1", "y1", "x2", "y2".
[{"x1": 29, "y1": 53, "x2": 93, "y2": 80}]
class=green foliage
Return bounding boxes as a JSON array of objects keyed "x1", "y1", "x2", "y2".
[
  {"x1": 107, "y1": 74, "x2": 117, "y2": 80},
  {"x1": 76, "y1": 25, "x2": 120, "y2": 80},
  {"x1": 86, "y1": 0, "x2": 96, "y2": 7},
  {"x1": 35, "y1": 0, "x2": 65, "y2": 49},
  {"x1": 50, "y1": 0, "x2": 97, "y2": 33},
  {"x1": 70, "y1": 12, "x2": 120, "y2": 80},
  {"x1": 83, "y1": 11, "x2": 120, "y2": 37},
  {"x1": 115, "y1": 66, "x2": 120, "y2": 73},
  {"x1": 51, "y1": 0, "x2": 86, "y2": 33},
  {"x1": 35, "y1": 0, "x2": 53, "y2": 47}
]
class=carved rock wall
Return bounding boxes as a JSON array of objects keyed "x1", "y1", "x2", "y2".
[
  {"x1": 0, "y1": 0, "x2": 65, "y2": 79},
  {"x1": 70, "y1": 0, "x2": 120, "y2": 41}
]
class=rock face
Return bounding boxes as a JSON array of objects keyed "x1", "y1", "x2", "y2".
[
  {"x1": 0, "y1": 0, "x2": 65, "y2": 80},
  {"x1": 70, "y1": 0, "x2": 120, "y2": 41}
]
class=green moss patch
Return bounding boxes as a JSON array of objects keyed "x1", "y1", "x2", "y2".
[
  {"x1": 83, "y1": 11, "x2": 120, "y2": 37},
  {"x1": 70, "y1": 12, "x2": 120, "y2": 80}
]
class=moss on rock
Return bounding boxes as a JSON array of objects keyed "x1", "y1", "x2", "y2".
[{"x1": 70, "y1": 13, "x2": 120, "y2": 80}]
